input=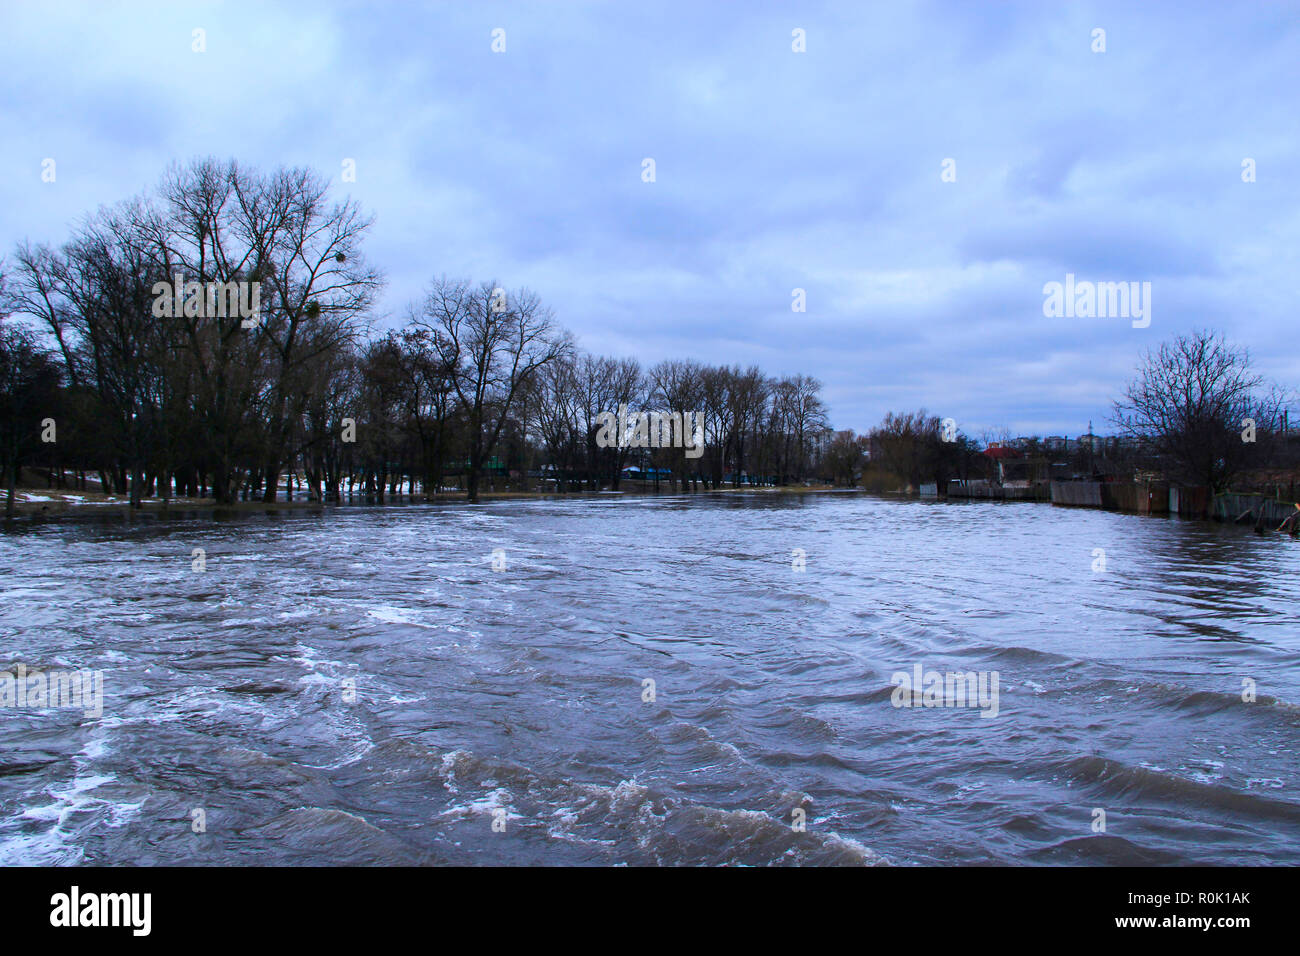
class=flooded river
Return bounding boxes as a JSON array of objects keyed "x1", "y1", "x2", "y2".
[{"x1": 2, "y1": 493, "x2": 1298, "y2": 865}]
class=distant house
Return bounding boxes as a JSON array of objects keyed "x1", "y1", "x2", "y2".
[{"x1": 983, "y1": 443, "x2": 1022, "y2": 460}]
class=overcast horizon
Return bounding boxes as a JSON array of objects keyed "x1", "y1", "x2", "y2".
[{"x1": 2, "y1": 0, "x2": 1297, "y2": 439}]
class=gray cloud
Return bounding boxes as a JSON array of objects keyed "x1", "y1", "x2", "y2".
[{"x1": 1, "y1": 0, "x2": 1297, "y2": 437}]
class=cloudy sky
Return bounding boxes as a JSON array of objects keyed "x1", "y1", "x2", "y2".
[{"x1": 2, "y1": 0, "x2": 1297, "y2": 437}]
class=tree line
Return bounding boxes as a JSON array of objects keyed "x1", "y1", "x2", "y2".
[
  {"x1": 0, "y1": 159, "x2": 837, "y2": 513},
  {"x1": 3, "y1": 160, "x2": 1294, "y2": 515},
  {"x1": 826, "y1": 330, "x2": 1297, "y2": 496}
]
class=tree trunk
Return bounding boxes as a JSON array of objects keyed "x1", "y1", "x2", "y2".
[
  {"x1": 4, "y1": 461, "x2": 16, "y2": 518},
  {"x1": 261, "y1": 464, "x2": 278, "y2": 503}
]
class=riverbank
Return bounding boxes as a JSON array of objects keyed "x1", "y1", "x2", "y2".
[
  {"x1": 941, "y1": 478, "x2": 1300, "y2": 531},
  {"x1": 2, "y1": 483, "x2": 845, "y2": 516},
  {"x1": 1047, "y1": 479, "x2": 1300, "y2": 531}
]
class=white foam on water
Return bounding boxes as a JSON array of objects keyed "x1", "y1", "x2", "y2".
[
  {"x1": 438, "y1": 749, "x2": 474, "y2": 794},
  {"x1": 365, "y1": 605, "x2": 439, "y2": 628},
  {"x1": 821, "y1": 832, "x2": 888, "y2": 865},
  {"x1": 10, "y1": 727, "x2": 146, "y2": 864},
  {"x1": 298, "y1": 728, "x2": 376, "y2": 770},
  {"x1": 292, "y1": 641, "x2": 347, "y2": 671},
  {"x1": 440, "y1": 787, "x2": 523, "y2": 822}
]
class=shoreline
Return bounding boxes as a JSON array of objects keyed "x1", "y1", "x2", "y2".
[{"x1": 2, "y1": 483, "x2": 848, "y2": 517}]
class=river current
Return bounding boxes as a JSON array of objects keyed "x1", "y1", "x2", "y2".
[{"x1": 2, "y1": 492, "x2": 1297, "y2": 865}]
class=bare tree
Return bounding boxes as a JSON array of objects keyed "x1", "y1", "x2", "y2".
[
  {"x1": 532, "y1": 353, "x2": 583, "y2": 490},
  {"x1": 870, "y1": 410, "x2": 940, "y2": 491},
  {"x1": 647, "y1": 359, "x2": 704, "y2": 490},
  {"x1": 727, "y1": 365, "x2": 770, "y2": 486},
  {"x1": 150, "y1": 159, "x2": 381, "y2": 502},
  {"x1": 416, "y1": 278, "x2": 569, "y2": 502},
  {"x1": 824, "y1": 429, "x2": 869, "y2": 487},
  {"x1": 1112, "y1": 330, "x2": 1283, "y2": 492},
  {"x1": 591, "y1": 356, "x2": 643, "y2": 489},
  {"x1": 0, "y1": 323, "x2": 62, "y2": 516},
  {"x1": 10, "y1": 204, "x2": 165, "y2": 504},
  {"x1": 388, "y1": 325, "x2": 457, "y2": 499},
  {"x1": 698, "y1": 365, "x2": 735, "y2": 489}
]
